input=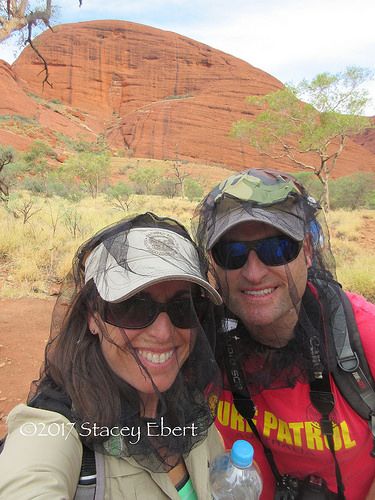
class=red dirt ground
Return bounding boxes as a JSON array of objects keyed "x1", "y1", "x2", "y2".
[{"x1": 0, "y1": 298, "x2": 55, "y2": 436}]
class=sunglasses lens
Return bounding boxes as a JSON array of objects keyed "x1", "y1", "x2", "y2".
[
  {"x1": 212, "y1": 237, "x2": 301, "y2": 269},
  {"x1": 212, "y1": 242, "x2": 249, "y2": 269},
  {"x1": 170, "y1": 296, "x2": 211, "y2": 328},
  {"x1": 104, "y1": 297, "x2": 156, "y2": 328},
  {"x1": 259, "y1": 237, "x2": 301, "y2": 266},
  {"x1": 167, "y1": 298, "x2": 197, "y2": 328}
]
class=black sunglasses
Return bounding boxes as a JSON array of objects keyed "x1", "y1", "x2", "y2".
[
  {"x1": 103, "y1": 293, "x2": 210, "y2": 330},
  {"x1": 211, "y1": 235, "x2": 303, "y2": 270}
]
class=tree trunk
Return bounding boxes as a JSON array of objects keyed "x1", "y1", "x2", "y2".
[{"x1": 318, "y1": 160, "x2": 330, "y2": 212}]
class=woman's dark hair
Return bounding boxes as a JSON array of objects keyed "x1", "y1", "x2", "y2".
[{"x1": 29, "y1": 212, "x2": 222, "y2": 471}]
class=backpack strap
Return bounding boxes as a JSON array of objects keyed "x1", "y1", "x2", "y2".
[
  {"x1": 0, "y1": 435, "x2": 6, "y2": 453},
  {"x1": 222, "y1": 325, "x2": 283, "y2": 484},
  {"x1": 28, "y1": 387, "x2": 105, "y2": 498},
  {"x1": 321, "y1": 282, "x2": 375, "y2": 455},
  {"x1": 310, "y1": 374, "x2": 345, "y2": 498},
  {"x1": 94, "y1": 451, "x2": 105, "y2": 500},
  {"x1": 78, "y1": 445, "x2": 97, "y2": 486},
  {"x1": 74, "y1": 447, "x2": 105, "y2": 500}
]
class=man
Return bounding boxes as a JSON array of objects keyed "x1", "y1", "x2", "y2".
[{"x1": 194, "y1": 168, "x2": 375, "y2": 499}]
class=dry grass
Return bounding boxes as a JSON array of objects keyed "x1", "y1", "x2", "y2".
[
  {"x1": 0, "y1": 196, "x2": 374, "y2": 302},
  {"x1": 329, "y1": 210, "x2": 375, "y2": 302},
  {"x1": 0, "y1": 193, "x2": 199, "y2": 297}
]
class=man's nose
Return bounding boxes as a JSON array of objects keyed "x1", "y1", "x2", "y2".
[{"x1": 240, "y1": 250, "x2": 269, "y2": 282}]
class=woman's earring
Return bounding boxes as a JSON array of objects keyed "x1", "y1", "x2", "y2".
[{"x1": 88, "y1": 315, "x2": 101, "y2": 336}]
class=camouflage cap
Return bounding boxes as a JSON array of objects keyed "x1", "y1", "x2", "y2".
[
  {"x1": 205, "y1": 169, "x2": 307, "y2": 249},
  {"x1": 212, "y1": 170, "x2": 302, "y2": 205}
]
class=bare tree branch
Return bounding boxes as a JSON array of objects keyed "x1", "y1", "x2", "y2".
[
  {"x1": 26, "y1": 19, "x2": 52, "y2": 87},
  {"x1": 1, "y1": 1, "x2": 83, "y2": 86}
]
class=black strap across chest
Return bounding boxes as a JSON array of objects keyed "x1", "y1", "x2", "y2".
[{"x1": 223, "y1": 313, "x2": 349, "y2": 498}]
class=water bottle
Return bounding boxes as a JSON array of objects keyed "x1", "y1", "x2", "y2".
[{"x1": 210, "y1": 439, "x2": 263, "y2": 499}]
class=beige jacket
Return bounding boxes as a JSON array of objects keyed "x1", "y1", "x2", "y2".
[{"x1": 0, "y1": 404, "x2": 223, "y2": 499}]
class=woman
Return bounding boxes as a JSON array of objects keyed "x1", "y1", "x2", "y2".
[{"x1": 0, "y1": 212, "x2": 223, "y2": 499}]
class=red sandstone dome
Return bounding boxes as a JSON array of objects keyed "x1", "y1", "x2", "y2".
[{"x1": 1, "y1": 19, "x2": 374, "y2": 174}]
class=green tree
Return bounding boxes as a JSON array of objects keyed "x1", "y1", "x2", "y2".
[
  {"x1": 106, "y1": 183, "x2": 133, "y2": 212},
  {"x1": 22, "y1": 141, "x2": 57, "y2": 192},
  {"x1": 232, "y1": 67, "x2": 373, "y2": 210},
  {"x1": 330, "y1": 173, "x2": 375, "y2": 210},
  {"x1": 129, "y1": 167, "x2": 159, "y2": 195},
  {"x1": 0, "y1": 146, "x2": 14, "y2": 201},
  {"x1": 62, "y1": 151, "x2": 111, "y2": 198},
  {"x1": 185, "y1": 178, "x2": 204, "y2": 201}
]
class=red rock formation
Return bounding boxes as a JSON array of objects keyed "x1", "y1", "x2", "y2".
[
  {"x1": 352, "y1": 117, "x2": 375, "y2": 155},
  {"x1": 0, "y1": 60, "x2": 37, "y2": 117},
  {"x1": 0, "y1": 57, "x2": 97, "y2": 151},
  {"x1": 4, "y1": 20, "x2": 375, "y2": 175}
]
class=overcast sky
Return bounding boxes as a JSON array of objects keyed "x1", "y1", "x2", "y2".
[{"x1": 1, "y1": 0, "x2": 374, "y2": 114}]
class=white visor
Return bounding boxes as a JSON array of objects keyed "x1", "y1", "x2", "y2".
[{"x1": 85, "y1": 227, "x2": 222, "y2": 305}]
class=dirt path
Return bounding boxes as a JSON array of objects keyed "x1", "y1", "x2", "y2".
[{"x1": 0, "y1": 298, "x2": 55, "y2": 436}]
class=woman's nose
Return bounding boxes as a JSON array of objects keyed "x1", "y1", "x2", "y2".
[{"x1": 147, "y1": 311, "x2": 175, "y2": 341}]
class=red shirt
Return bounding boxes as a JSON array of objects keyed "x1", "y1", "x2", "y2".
[{"x1": 215, "y1": 293, "x2": 375, "y2": 500}]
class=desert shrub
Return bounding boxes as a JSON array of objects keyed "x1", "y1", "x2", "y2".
[
  {"x1": 20, "y1": 172, "x2": 83, "y2": 201},
  {"x1": 330, "y1": 173, "x2": 375, "y2": 210},
  {"x1": 0, "y1": 149, "x2": 27, "y2": 195},
  {"x1": 106, "y1": 183, "x2": 133, "y2": 211},
  {"x1": 6, "y1": 195, "x2": 42, "y2": 224},
  {"x1": 21, "y1": 176, "x2": 47, "y2": 194},
  {"x1": 154, "y1": 179, "x2": 178, "y2": 198},
  {"x1": 50, "y1": 181, "x2": 83, "y2": 201},
  {"x1": 185, "y1": 179, "x2": 204, "y2": 201},
  {"x1": 63, "y1": 208, "x2": 84, "y2": 238},
  {"x1": 367, "y1": 192, "x2": 375, "y2": 209},
  {"x1": 23, "y1": 140, "x2": 57, "y2": 166}
]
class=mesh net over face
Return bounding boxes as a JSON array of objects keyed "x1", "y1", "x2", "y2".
[
  {"x1": 193, "y1": 168, "x2": 342, "y2": 398},
  {"x1": 29, "y1": 212, "x2": 222, "y2": 472}
]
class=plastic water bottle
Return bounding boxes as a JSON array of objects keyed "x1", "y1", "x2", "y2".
[{"x1": 210, "y1": 440, "x2": 263, "y2": 499}]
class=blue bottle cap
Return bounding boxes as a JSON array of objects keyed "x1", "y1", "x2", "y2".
[{"x1": 230, "y1": 440, "x2": 254, "y2": 468}]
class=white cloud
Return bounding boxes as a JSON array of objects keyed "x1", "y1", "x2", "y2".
[
  {"x1": 181, "y1": 0, "x2": 374, "y2": 72},
  {"x1": 170, "y1": 0, "x2": 375, "y2": 113}
]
